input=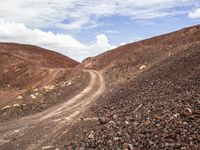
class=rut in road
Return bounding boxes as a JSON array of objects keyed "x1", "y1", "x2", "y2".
[{"x1": 0, "y1": 70, "x2": 105, "y2": 150}]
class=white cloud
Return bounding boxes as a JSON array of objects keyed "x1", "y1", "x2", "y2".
[
  {"x1": 0, "y1": 19, "x2": 114, "y2": 61},
  {"x1": 0, "y1": 0, "x2": 197, "y2": 30},
  {"x1": 188, "y1": 8, "x2": 200, "y2": 19},
  {"x1": 91, "y1": 34, "x2": 116, "y2": 52},
  {"x1": 58, "y1": 18, "x2": 90, "y2": 30}
]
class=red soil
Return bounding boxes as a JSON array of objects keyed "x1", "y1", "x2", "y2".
[
  {"x1": 0, "y1": 43, "x2": 79, "y2": 90},
  {"x1": 0, "y1": 43, "x2": 82, "y2": 115}
]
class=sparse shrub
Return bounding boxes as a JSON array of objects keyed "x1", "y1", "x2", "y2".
[{"x1": 26, "y1": 85, "x2": 34, "y2": 94}]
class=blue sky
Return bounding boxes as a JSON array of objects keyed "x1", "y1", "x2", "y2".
[
  {"x1": 75, "y1": 14, "x2": 200, "y2": 45},
  {"x1": 0, "y1": 0, "x2": 199, "y2": 61}
]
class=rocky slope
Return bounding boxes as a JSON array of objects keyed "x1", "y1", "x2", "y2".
[
  {"x1": 83, "y1": 25, "x2": 200, "y2": 87},
  {"x1": 64, "y1": 25, "x2": 200, "y2": 149},
  {"x1": 83, "y1": 44, "x2": 200, "y2": 149}
]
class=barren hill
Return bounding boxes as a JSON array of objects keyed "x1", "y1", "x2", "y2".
[
  {"x1": 0, "y1": 43, "x2": 90, "y2": 121},
  {"x1": 64, "y1": 25, "x2": 200, "y2": 149},
  {"x1": 0, "y1": 43, "x2": 79, "y2": 90},
  {"x1": 79, "y1": 44, "x2": 199, "y2": 149},
  {"x1": 83, "y1": 25, "x2": 200, "y2": 86}
]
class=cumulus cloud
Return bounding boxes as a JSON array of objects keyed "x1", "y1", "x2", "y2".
[
  {"x1": 95, "y1": 34, "x2": 116, "y2": 50},
  {"x1": 0, "y1": 19, "x2": 114, "y2": 61},
  {"x1": 0, "y1": 0, "x2": 198, "y2": 30},
  {"x1": 188, "y1": 8, "x2": 200, "y2": 19}
]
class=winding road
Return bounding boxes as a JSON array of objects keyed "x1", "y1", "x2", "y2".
[{"x1": 0, "y1": 70, "x2": 105, "y2": 150}]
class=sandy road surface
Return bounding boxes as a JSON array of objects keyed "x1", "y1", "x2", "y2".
[{"x1": 0, "y1": 70, "x2": 105, "y2": 150}]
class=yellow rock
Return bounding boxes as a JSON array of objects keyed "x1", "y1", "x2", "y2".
[
  {"x1": 67, "y1": 80, "x2": 72, "y2": 86},
  {"x1": 17, "y1": 95, "x2": 23, "y2": 99},
  {"x1": 13, "y1": 104, "x2": 20, "y2": 107},
  {"x1": 30, "y1": 94, "x2": 37, "y2": 99},
  {"x1": 43, "y1": 85, "x2": 55, "y2": 91},
  {"x1": 34, "y1": 88, "x2": 38, "y2": 92},
  {"x1": 1, "y1": 105, "x2": 11, "y2": 110},
  {"x1": 139, "y1": 65, "x2": 147, "y2": 70}
]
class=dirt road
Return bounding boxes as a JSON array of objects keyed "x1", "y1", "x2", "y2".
[{"x1": 0, "y1": 70, "x2": 105, "y2": 150}]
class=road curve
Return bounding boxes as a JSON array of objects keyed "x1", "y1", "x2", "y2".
[{"x1": 0, "y1": 70, "x2": 105, "y2": 150}]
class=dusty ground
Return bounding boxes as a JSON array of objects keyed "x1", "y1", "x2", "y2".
[
  {"x1": 0, "y1": 70, "x2": 105, "y2": 150},
  {"x1": 0, "y1": 70, "x2": 90, "y2": 122}
]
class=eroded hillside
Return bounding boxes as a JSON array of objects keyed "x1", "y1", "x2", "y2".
[
  {"x1": 63, "y1": 25, "x2": 200, "y2": 149},
  {"x1": 0, "y1": 43, "x2": 90, "y2": 121}
]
